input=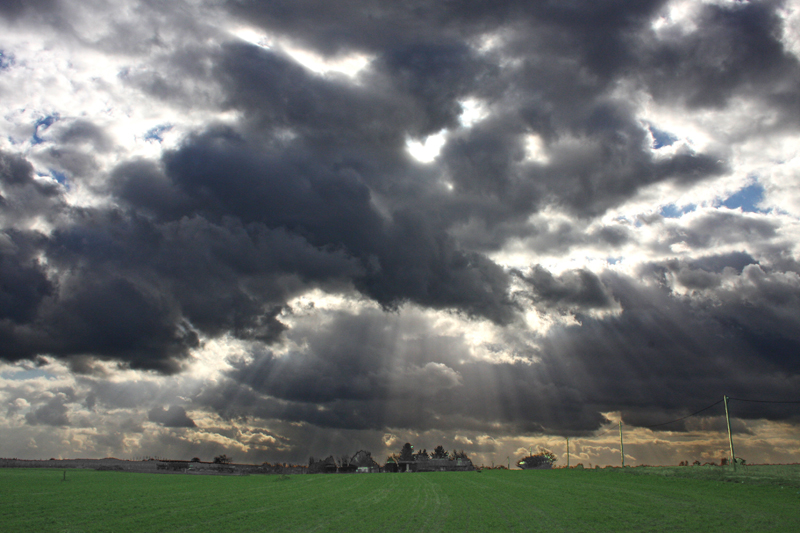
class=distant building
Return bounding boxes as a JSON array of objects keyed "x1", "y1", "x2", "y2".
[
  {"x1": 308, "y1": 456, "x2": 339, "y2": 474},
  {"x1": 392, "y1": 451, "x2": 475, "y2": 472},
  {"x1": 384, "y1": 457, "x2": 399, "y2": 473},
  {"x1": 350, "y1": 450, "x2": 381, "y2": 473}
]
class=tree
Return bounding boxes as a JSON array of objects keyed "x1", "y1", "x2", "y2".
[
  {"x1": 432, "y1": 446, "x2": 449, "y2": 459},
  {"x1": 191, "y1": 457, "x2": 201, "y2": 462},
  {"x1": 518, "y1": 448, "x2": 556, "y2": 469},
  {"x1": 414, "y1": 448, "x2": 429, "y2": 459},
  {"x1": 213, "y1": 454, "x2": 232, "y2": 464},
  {"x1": 399, "y1": 443, "x2": 414, "y2": 461}
]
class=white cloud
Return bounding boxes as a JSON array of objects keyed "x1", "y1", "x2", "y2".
[{"x1": 406, "y1": 130, "x2": 447, "y2": 163}]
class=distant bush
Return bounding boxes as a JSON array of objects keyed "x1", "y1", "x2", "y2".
[
  {"x1": 518, "y1": 448, "x2": 557, "y2": 469},
  {"x1": 213, "y1": 455, "x2": 232, "y2": 464},
  {"x1": 431, "y1": 446, "x2": 449, "y2": 459}
]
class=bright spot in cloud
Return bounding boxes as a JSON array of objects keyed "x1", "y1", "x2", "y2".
[
  {"x1": 284, "y1": 47, "x2": 372, "y2": 78},
  {"x1": 406, "y1": 130, "x2": 447, "y2": 163},
  {"x1": 459, "y1": 98, "x2": 488, "y2": 127},
  {"x1": 231, "y1": 26, "x2": 274, "y2": 48},
  {"x1": 473, "y1": 32, "x2": 504, "y2": 53},
  {"x1": 230, "y1": 26, "x2": 372, "y2": 78},
  {"x1": 524, "y1": 134, "x2": 548, "y2": 163}
]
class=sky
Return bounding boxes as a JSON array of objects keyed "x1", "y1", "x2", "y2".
[{"x1": 1, "y1": 0, "x2": 800, "y2": 468}]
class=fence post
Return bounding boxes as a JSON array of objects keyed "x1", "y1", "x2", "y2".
[
  {"x1": 619, "y1": 421, "x2": 624, "y2": 467},
  {"x1": 566, "y1": 437, "x2": 569, "y2": 468},
  {"x1": 724, "y1": 395, "x2": 736, "y2": 471}
]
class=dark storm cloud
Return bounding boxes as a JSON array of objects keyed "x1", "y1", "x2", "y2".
[
  {"x1": 0, "y1": 151, "x2": 38, "y2": 186},
  {"x1": 148, "y1": 405, "x2": 196, "y2": 428},
  {"x1": 214, "y1": 4, "x2": 727, "y2": 220},
  {"x1": 203, "y1": 253, "x2": 800, "y2": 436},
  {"x1": 652, "y1": 210, "x2": 779, "y2": 253},
  {"x1": 0, "y1": 0, "x2": 57, "y2": 21},
  {"x1": 151, "y1": 126, "x2": 516, "y2": 323},
  {"x1": 0, "y1": 270, "x2": 200, "y2": 373},
  {"x1": 512, "y1": 106, "x2": 726, "y2": 217},
  {"x1": 2, "y1": 132, "x2": 515, "y2": 371},
  {"x1": 514, "y1": 265, "x2": 615, "y2": 311},
  {"x1": 225, "y1": 0, "x2": 666, "y2": 70},
  {"x1": 55, "y1": 120, "x2": 112, "y2": 152},
  {"x1": 0, "y1": 150, "x2": 63, "y2": 222},
  {"x1": 227, "y1": 310, "x2": 465, "y2": 406},
  {"x1": 199, "y1": 303, "x2": 609, "y2": 434},
  {"x1": 0, "y1": 233, "x2": 53, "y2": 324},
  {"x1": 640, "y1": 1, "x2": 800, "y2": 117}
]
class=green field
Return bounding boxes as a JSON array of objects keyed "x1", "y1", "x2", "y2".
[{"x1": 2, "y1": 467, "x2": 798, "y2": 532}]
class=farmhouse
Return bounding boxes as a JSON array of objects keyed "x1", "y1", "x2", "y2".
[
  {"x1": 383, "y1": 457, "x2": 399, "y2": 472},
  {"x1": 307, "y1": 455, "x2": 339, "y2": 474},
  {"x1": 350, "y1": 450, "x2": 381, "y2": 473}
]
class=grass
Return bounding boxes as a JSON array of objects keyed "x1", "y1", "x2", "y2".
[
  {"x1": 1, "y1": 466, "x2": 798, "y2": 532},
  {"x1": 617, "y1": 463, "x2": 800, "y2": 488}
]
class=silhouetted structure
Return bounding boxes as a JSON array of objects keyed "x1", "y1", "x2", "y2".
[
  {"x1": 308, "y1": 455, "x2": 339, "y2": 474},
  {"x1": 350, "y1": 450, "x2": 381, "y2": 473},
  {"x1": 393, "y1": 444, "x2": 474, "y2": 472},
  {"x1": 384, "y1": 457, "x2": 399, "y2": 472},
  {"x1": 518, "y1": 449, "x2": 556, "y2": 469}
]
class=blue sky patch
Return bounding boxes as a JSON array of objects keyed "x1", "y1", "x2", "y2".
[
  {"x1": 50, "y1": 169, "x2": 69, "y2": 188},
  {"x1": 648, "y1": 125, "x2": 678, "y2": 149},
  {"x1": 722, "y1": 182, "x2": 764, "y2": 213},
  {"x1": 145, "y1": 124, "x2": 173, "y2": 143},
  {"x1": 32, "y1": 114, "x2": 60, "y2": 145},
  {"x1": 0, "y1": 50, "x2": 14, "y2": 71},
  {"x1": 660, "y1": 203, "x2": 695, "y2": 218},
  {"x1": 1, "y1": 368, "x2": 52, "y2": 381}
]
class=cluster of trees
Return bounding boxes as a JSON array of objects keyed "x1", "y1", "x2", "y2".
[
  {"x1": 678, "y1": 458, "x2": 745, "y2": 467},
  {"x1": 307, "y1": 450, "x2": 380, "y2": 474},
  {"x1": 198, "y1": 444, "x2": 474, "y2": 473},
  {"x1": 518, "y1": 448, "x2": 557, "y2": 468},
  {"x1": 397, "y1": 443, "x2": 470, "y2": 461}
]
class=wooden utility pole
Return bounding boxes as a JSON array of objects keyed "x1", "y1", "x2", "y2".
[
  {"x1": 619, "y1": 421, "x2": 624, "y2": 467},
  {"x1": 724, "y1": 395, "x2": 736, "y2": 471},
  {"x1": 566, "y1": 437, "x2": 570, "y2": 468}
]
